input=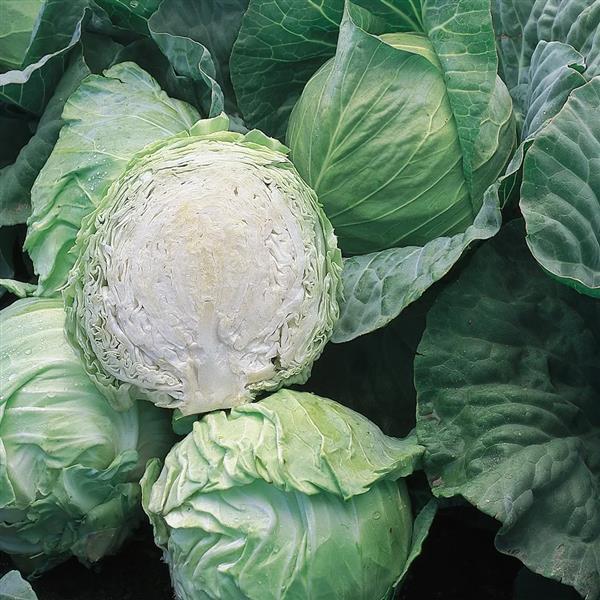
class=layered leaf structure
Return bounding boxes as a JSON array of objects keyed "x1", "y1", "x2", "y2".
[
  {"x1": 64, "y1": 115, "x2": 342, "y2": 415},
  {"x1": 0, "y1": 297, "x2": 174, "y2": 574},
  {"x1": 493, "y1": 0, "x2": 600, "y2": 296},
  {"x1": 142, "y1": 390, "x2": 433, "y2": 600}
]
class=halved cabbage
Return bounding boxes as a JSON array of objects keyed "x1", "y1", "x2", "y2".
[{"x1": 64, "y1": 117, "x2": 342, "y2": 415}]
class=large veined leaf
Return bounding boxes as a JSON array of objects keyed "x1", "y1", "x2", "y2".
[
  {"x1": 25, "y1": 62, "x2": 200, "y2": 296},
  {"x1": 0, "y1": 1, "x2": 112, "y2": 115},
  {"x1": 567, "y1": 2, "x2": 600, "y2": 77},
  {"x1": 492, "y1": 15, "x2": 600, "y2": 298},
  {"x1": 492, "y1": 0, "x2": 600, "y2": 123},
  {"x1": 110, "y1": 39, "x2": 224, "y2": 123},
  {"x1": 0, "y1": 35, "x2": 121, "y2": 227},
  {"x1": 415, "y1": 220, "x2": 600, "y2": 599},
  {"x1": 230, "y1": 0, "x2": 422, "y2": 139},
  {"x1": 521, "y1": 76, "x2": 600, "y2": 297},
  {"x1": 79, "y1": 0, "x2": 243, "y2": 118},
  {"x1": 333, "y1": 187, "x2": 501, "y2": 342},
  {"x1": 329, "y1": 88, "x2": 519, "y2": 341},
  {"x1": 0, "y1": 1, "x2": 44, "y2": 72},
  {"x1": 24, "y1": 0, "x2": 97, "y2": 65}
]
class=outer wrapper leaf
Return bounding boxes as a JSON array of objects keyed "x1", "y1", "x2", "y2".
[
  {"x1": 25, "y1": 61, "x2": 200, "y2": 296},
  {"x1": 333, "y1": 189, "x2": 501, "y2": 342},
  {"x1": 415, "y1": 220, "x2": 600, "y2": 599},
  {"x1": 0, "y1": 1, "x2": 114, "y2": 116},
  {"x1": 0, "y1": 35, "x2": 122, "y2": 227}
]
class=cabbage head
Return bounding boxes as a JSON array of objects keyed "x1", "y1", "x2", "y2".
[
  {"x1": 141, "y1": 389, "x2": 423, "y2": 600},
  {"x1": 64, "y1": 116, "x2": 342, "y2": 416},
  {"x1": 0, "y1": 298, "x2": 174, "y2": 574},
  {"x1": 287, "y1": 31, "x2": 516, "y2": 254}
]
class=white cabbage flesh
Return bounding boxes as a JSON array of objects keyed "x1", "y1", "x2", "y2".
[{"x1": 66, "y1": 134, "x2": 341, "y2": 415}]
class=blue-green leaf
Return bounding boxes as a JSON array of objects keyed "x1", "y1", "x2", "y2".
[
  {"x1": 521, "y1": 76, "x2": 600, "y2": 296},
  {"x1": 333, "y1": 186, "x2": 501, "y2": 342},
  {"x1": 415, "y1": 219, "x2": 600, "y2": 598}
]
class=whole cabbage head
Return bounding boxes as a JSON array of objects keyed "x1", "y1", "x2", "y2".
[
  {"x1": 141, "y1": 389, "x2": 424, "y2": 600},
  {"x1": 64, "y1": 115, "x2": 342, "y2": 416},
  {"x1": 0, "y1": 298, "x2": 174, "y2": 574},
  {"x1": 287, "y1": 31, "x2": 516, "y2": 254}
]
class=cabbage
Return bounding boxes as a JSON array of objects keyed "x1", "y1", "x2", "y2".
[
  {"x1": 64, "y1": 116, "x2": 342, "y2": 415},
  {"x1": 0, "y1": 297, "x2": 174, "y2": 574},
  {"x1": 141, "y1": 389, "x2": 424, "y2": 600}
]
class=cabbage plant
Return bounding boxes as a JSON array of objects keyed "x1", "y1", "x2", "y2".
[
  {"x1": 142, "y1": 389, "x2": 429, "y2": 600},
  {"x1": 64, "y1": 115, "x2": 342, "y2": 416},
  {"x1": 0, "y1": 297, "x2": 174, "y2": 574},
  {"x1": 229, "y1": 0, "x2": 518, "y2": 343}
]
